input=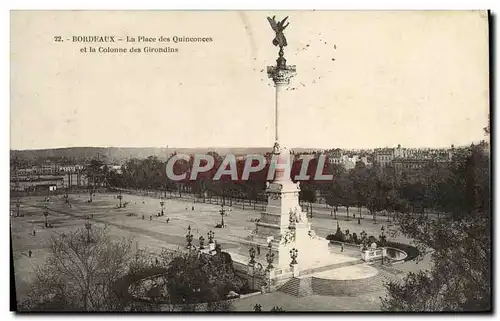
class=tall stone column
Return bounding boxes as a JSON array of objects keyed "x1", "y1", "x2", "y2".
[
  {"x1": 239, "y1": 17, "x2": 333, "y2": 277},
  {"x1": 267, "y1": 48, "x2": 296, "y2": 182}
]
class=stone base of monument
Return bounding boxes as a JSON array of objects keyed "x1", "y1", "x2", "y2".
[
  {"x1": 228, "y1": 242, "x2": 362, "y2": 292},
  {"x1": 228, "y1": 169, "x2": 369, "y2": 292}
]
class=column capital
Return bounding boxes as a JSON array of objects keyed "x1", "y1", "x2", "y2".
[{"x1": 267, "y1": 65, "x2": 296, "y2": 85}]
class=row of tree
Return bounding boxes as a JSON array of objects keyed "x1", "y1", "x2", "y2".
[{"x1": 98, "y1": 145, "x2": 483, "y2": 222}]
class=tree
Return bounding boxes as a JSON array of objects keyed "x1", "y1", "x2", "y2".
[
  {"x1": 19, "y1": 226, "x2": 133, "y2": 311},
  {"x1": 165, "y1": 250, "x2": 243, "y2": 308},
  {"x1": 338, "y1": 172, "x2": 355, "y2": 219},
  {"x1": 350, "y1": 161, "x2": 369, "y2": 218},
  {"x1": 299, "y1": 182, "x2": 316, "y2": 217},
  {"x1": 323, "y1": 164, "x2": 345, "y2": 219},
  {"x1": 382, "y1": 145, "x2": 491, "y2": 311}
]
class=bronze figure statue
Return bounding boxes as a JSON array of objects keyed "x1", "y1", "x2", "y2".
[{"x1": 267, "y1": 16, "x2": 290, "y2": 48}]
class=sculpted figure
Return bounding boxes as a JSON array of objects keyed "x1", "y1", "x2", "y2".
[{"x1": 267, "y1": 16, "x2": 290, "y2": 48}]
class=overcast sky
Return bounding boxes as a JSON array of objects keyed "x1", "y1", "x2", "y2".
[{"x1": 10, "y1": 11, "x2": 489, "y2": 150}]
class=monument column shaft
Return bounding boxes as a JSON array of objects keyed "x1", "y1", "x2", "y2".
[{"x1": 274, "y1": 83, "x2": 284, "y2": 143}]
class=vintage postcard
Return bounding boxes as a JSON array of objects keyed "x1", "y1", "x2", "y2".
[{"x1": 10, "y1": 10, "x2": 491, "y2": 312}]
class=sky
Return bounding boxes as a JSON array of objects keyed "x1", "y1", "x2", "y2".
[{"x1": 10, "y1": 10, "x2": 489, "y2": 150}]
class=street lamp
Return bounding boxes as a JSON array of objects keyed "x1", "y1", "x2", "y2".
[
  {"x1": 208, "y1": 230, "x2": 215, "y2": 244},
  {"x1": 290, "y1": 248, "x2": 298, "y2": 266},
  {"x1": 117, "y1": 191, "x2": 123, "y2": 208},
  {"x1": 199, "y1": 236, "x2": 205, "y2": 250},
  {"x1": 380, "y1": 225, "x2": 387, "y2": 265},
  {"x1": 160, "y1": 198, "x2": 165, "y2": 216},
  {"x1": 219, "y1": 204, "x2": 225, "y2": 227},
  {"x1": 85, "y1": 220, "x2": 91, "y2": 243},
  {"x1": 43, "y1": 205, "x2": 49, "y2": 227},
  {"x1": 266, "y1": 242, "x2": 274, "y2": 271},
  {"x1": 186, "y1": 225, "x2": 193, "y2": 249}
]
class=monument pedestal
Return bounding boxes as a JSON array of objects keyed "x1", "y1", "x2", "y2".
[{"x1": 248, "y1": 159, "x2": 331, "y2": 271}]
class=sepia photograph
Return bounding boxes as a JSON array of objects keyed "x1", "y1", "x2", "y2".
[{"x1": 9, "y1": 10, "x2": 491, "y2": 312}]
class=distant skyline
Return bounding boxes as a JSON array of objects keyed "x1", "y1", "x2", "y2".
[
  {"x1": 10, "y1": 141, "x2": 481, "y2": 152},
  {"x1": 10, "y1": 11, "x2": 489, "y2": 150}
]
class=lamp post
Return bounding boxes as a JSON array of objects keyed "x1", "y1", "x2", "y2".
[
  {"x1": 380, "y1": 225, "x2": 386, "y2": 265},
  {"x1": 199, "y1": 236, "x2": 205, "y2": 250},
  {"x1": 208, "y1": 230, "x2": 215, "y2": 244},
  {"x1": 219, "y1": 204, "x2": 225, "y2": 227},
  {"x1": 160, "y1": 198, "x2": 165, "y2": 216},
  {"x1": 290, "y1": 248, "x2": 298, "y2": 266},
  {"x1": 85, "y1": 220, "x2": 91, "y2": 243},
  {"x1": 186, "y1": 225, "x2": 193, "y2": 249},
  {"x1": 117, "y1": 191, "x2": 123, "y2": 208},
  {"x1": 265, "y1": 242, "x2": 274, "y2": 271},
  {"x1": 43, "y1": 205, "x2": 48, "y2": 227}
]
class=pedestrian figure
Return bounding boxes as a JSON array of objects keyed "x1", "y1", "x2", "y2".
[
  {"x1": 192, "y1": 206, "x2": 194, "y2": 211},
  {"x1": 358, "y1": 217, "x2": 361, "y2": 225},
  {"x1": 28, "y1": 250, "x2": 32, "y2": 258},
  {"x1": 149, "y1": 216, "x2": 152, "y2": 221},
  {"x1": 166, "y1": 218, "x2": 170, "y2": 223},
  {"x1": 142, "y1": 215, "x2": 145, "y2": 220},
  {"x1": 257, "y1": 245, "x2": 261, "y2": 256},
  {"x1": 155, "y1": 258, "x2": 159, "y2": 265},
  {"x1": 341, "y1": 243, "x2": 344, "y2": 252},
  {"x1": 33, "y1": 229, "x2": 36, "y2": 236}
]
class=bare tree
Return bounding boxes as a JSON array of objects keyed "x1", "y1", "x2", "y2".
[{"x1": 19, "y1": 226, "x2": 134, "y2": 311}]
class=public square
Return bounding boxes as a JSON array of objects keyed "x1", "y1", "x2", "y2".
[{"x1": 11, "y1": 191, "x2": 432, "y2": 311}]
